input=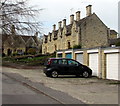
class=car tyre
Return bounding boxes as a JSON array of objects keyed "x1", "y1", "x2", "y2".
[
  {"x1": 51, "y1": 71, "x2": 58, "y2": 78},
  {"x1": 82, "y1": 71, "x2": 89, "y2": 78}
]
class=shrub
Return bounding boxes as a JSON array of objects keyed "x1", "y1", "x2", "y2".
[
  {"x1": 2, "y1": 53, "x2": 6, "y2": 57},
  {"x1": 115, "y1": 41, "x2": 120, "y2": 46},
  {"x1": 12, "y1": 52, "x2": 18, "y2": 56},
  {"x1": 27, "y1": 48, "x2": 36, "y2": 55},
  {"x1": 73, "y1": 44, "x2": 81, "y2": 49}
]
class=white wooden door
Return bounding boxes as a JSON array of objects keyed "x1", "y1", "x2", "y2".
[{"x1": 89, "y1": 53, "x2": 99, "y2": 76}]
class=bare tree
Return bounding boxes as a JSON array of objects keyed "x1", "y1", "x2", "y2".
[{"x1": 0, "y1": 0, "x2": 43, "y2": 35}]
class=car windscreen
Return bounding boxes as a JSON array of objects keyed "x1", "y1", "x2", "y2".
[{"x1": 67, "y1": 59, "x2": 79, "y2": 66}]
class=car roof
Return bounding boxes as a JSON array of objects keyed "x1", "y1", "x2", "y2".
[
  {"x1": 49, "y1": 58, "x2": 73, "y2": 60},
  {"x1": 48, "y1": 58, "x2": 82, "y2": 64}
]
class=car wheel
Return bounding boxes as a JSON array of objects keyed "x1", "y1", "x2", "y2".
[
  {"x1": 51, "y1": 71, "x2": 58, "y2": 78},
  {"x1": 82, "y1": 71, "x2": 89, "y2": 78}
]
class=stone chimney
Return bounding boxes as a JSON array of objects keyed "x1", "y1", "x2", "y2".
[
  {"x1": 63, "y1": 19, "x2": 66, "y2": 27},
  {"x1": 76, "y1": 11, "x2": 80, "y2": 21},
  {"x1": 58, "y1": 21, "x2": 62, "y2": 28},
  {"x1": 86, "y1": 5, "x2": 92, "y2": 16},
  {"x1": 53, "y1": 24, "x2": 56, "y2": 31},
  {"x1": 11, "y1": 25, "x2": 15, "y2": 35},
  {"x1": 70, "y1": 14, "x2": 74, "y2": 24},
  {"x1": 34, "y1": 32, "x2": 38, "y2": 37}
]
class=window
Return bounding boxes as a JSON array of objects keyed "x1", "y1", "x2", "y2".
[
  {"x1": 58, "y1": 59, "x2": 67, "y2": 65},
  {"x1": 68, "y1": 42, "x2": 71, "y2": 49},
  {"x1": 58, "y1": 54, "x2": 62, "y2": 58},
  {"x1": 52, "y1": 59, "x2": 58, "y2": 64},
  {"x1": 68, "y1": 60, "x2": 78, "y2": 66}
]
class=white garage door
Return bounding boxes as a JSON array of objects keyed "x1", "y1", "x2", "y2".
[
  {"x1": 89, "y1": 53, "x2": 99, "y2": 76},
  {"x1": 76, "y1": 53, "x2": 83, "y2": 64},
  {"x1": 106, "y1": 53, "x2": 120, "y2": 80}
]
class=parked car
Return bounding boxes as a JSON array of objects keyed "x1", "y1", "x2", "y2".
[{"x1": 43, "y1": 58, "x2": 92, "y2": 78}]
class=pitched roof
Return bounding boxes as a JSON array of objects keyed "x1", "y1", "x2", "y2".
[
  {"x1": 53, "y1": 30, "x2": 58, "y2": 38},
  {"x1": 2, "y1": 34, "x2": 9, "y2": 42},
  {"x1": 66, "y1": 24, "x2": 72, "y2": 35},
  {"x1": 110, "y1": 30, "x2": 117, "y2": 35},
  {"x1": 2, "y1": 34, "x2": 39, "y2": 46},
  {"x1": 21, "y1": 35, "x2": 32, "y2": 42}
]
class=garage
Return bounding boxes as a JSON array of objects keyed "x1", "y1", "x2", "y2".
[
  {"x1": 75, "y1": 53, "x2": 83, "y2": 64},
  {"x1": 106, "y1": 53, "x2": 120, "y2": 80},
  {"x1": 57, "y1": 53, "x2": 62, "y2": 58},
  {"x1": 65, "y1": 53, "x2": 72, "y2": 59},
  {"x1": 89, "y1": 53, "x2": 99, "y2": 76},
  {"x1": 65, "y1": 51, "x2": 72, "y2": 59}
]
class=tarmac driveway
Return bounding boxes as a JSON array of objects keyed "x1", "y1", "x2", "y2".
[{"x1": 2, "y1": 66, "x2": 119, "y2": 104}]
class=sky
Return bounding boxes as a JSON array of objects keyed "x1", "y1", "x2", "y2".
[{"x1": 29, "y1": 0, "x2": 119, "y2": 36}]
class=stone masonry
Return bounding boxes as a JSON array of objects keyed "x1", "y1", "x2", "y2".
[{"x1": 42, "y1": 5, "x2": 117, "y2": 54}]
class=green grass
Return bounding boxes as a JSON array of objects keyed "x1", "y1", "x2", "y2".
[{"x1": 107, "y1": 81, "x2": 120, "y2": 85}]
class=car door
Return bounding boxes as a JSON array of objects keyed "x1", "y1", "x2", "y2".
[
  {"x1": 57, "y1": 59, "x2": 69, "y2": 75},
  {"x1": 67, "y1": 59, "x2": 79, "y2": 75}
]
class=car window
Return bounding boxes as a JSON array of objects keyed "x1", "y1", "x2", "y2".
[
  {"x1": 51, "y1": 59, "x2": 58, "y2": 64},
  {"x1": 68, "y1": 60, "x2": 79, "y2": 66},
  {"x1": 58, "y1": 59, "x2": 67, "y2": 65}
]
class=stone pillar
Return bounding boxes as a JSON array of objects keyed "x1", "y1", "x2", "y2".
[
  {"x1": 62, "y1": 51, "x2": 65, "y2": 58},
  {"x1": 98, "y1": 48, "x2": 102, "y2": 78},
  {"x1": 83, "y1": 50, "x2": 89, "y2": 66},
  {"x1": 101, "y1": 50, "x2": 106, "y2": 79}
]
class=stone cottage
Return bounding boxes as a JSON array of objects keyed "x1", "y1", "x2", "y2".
[
  {"x1": 42, "y1": 5, "x2": 118, "y2": 54},
  {"x1": 2, "y1": 25, "x2": 42, "y2": 56}
]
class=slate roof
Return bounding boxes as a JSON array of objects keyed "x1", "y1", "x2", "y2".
[
  {"x1": 2, "y1": 34, "x2": 38, "y2": 45},
  {"x1": 45, "y1": 14, "x2": 94, "y2": 38},
  {"x1": 2, "y1": 34, "x2": 9, "y2": 43},
  {"x1": 110, "y1": 30, "x2": 117, "y2": 35}
]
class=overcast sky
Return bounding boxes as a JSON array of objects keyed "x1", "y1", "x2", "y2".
[{"x1": 29, "y1": 0, "x2": 119, "y2": 35}]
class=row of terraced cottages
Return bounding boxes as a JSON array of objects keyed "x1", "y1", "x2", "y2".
[{"x1": 56, "y1": 47, "x2": 120, "y2": 80}]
